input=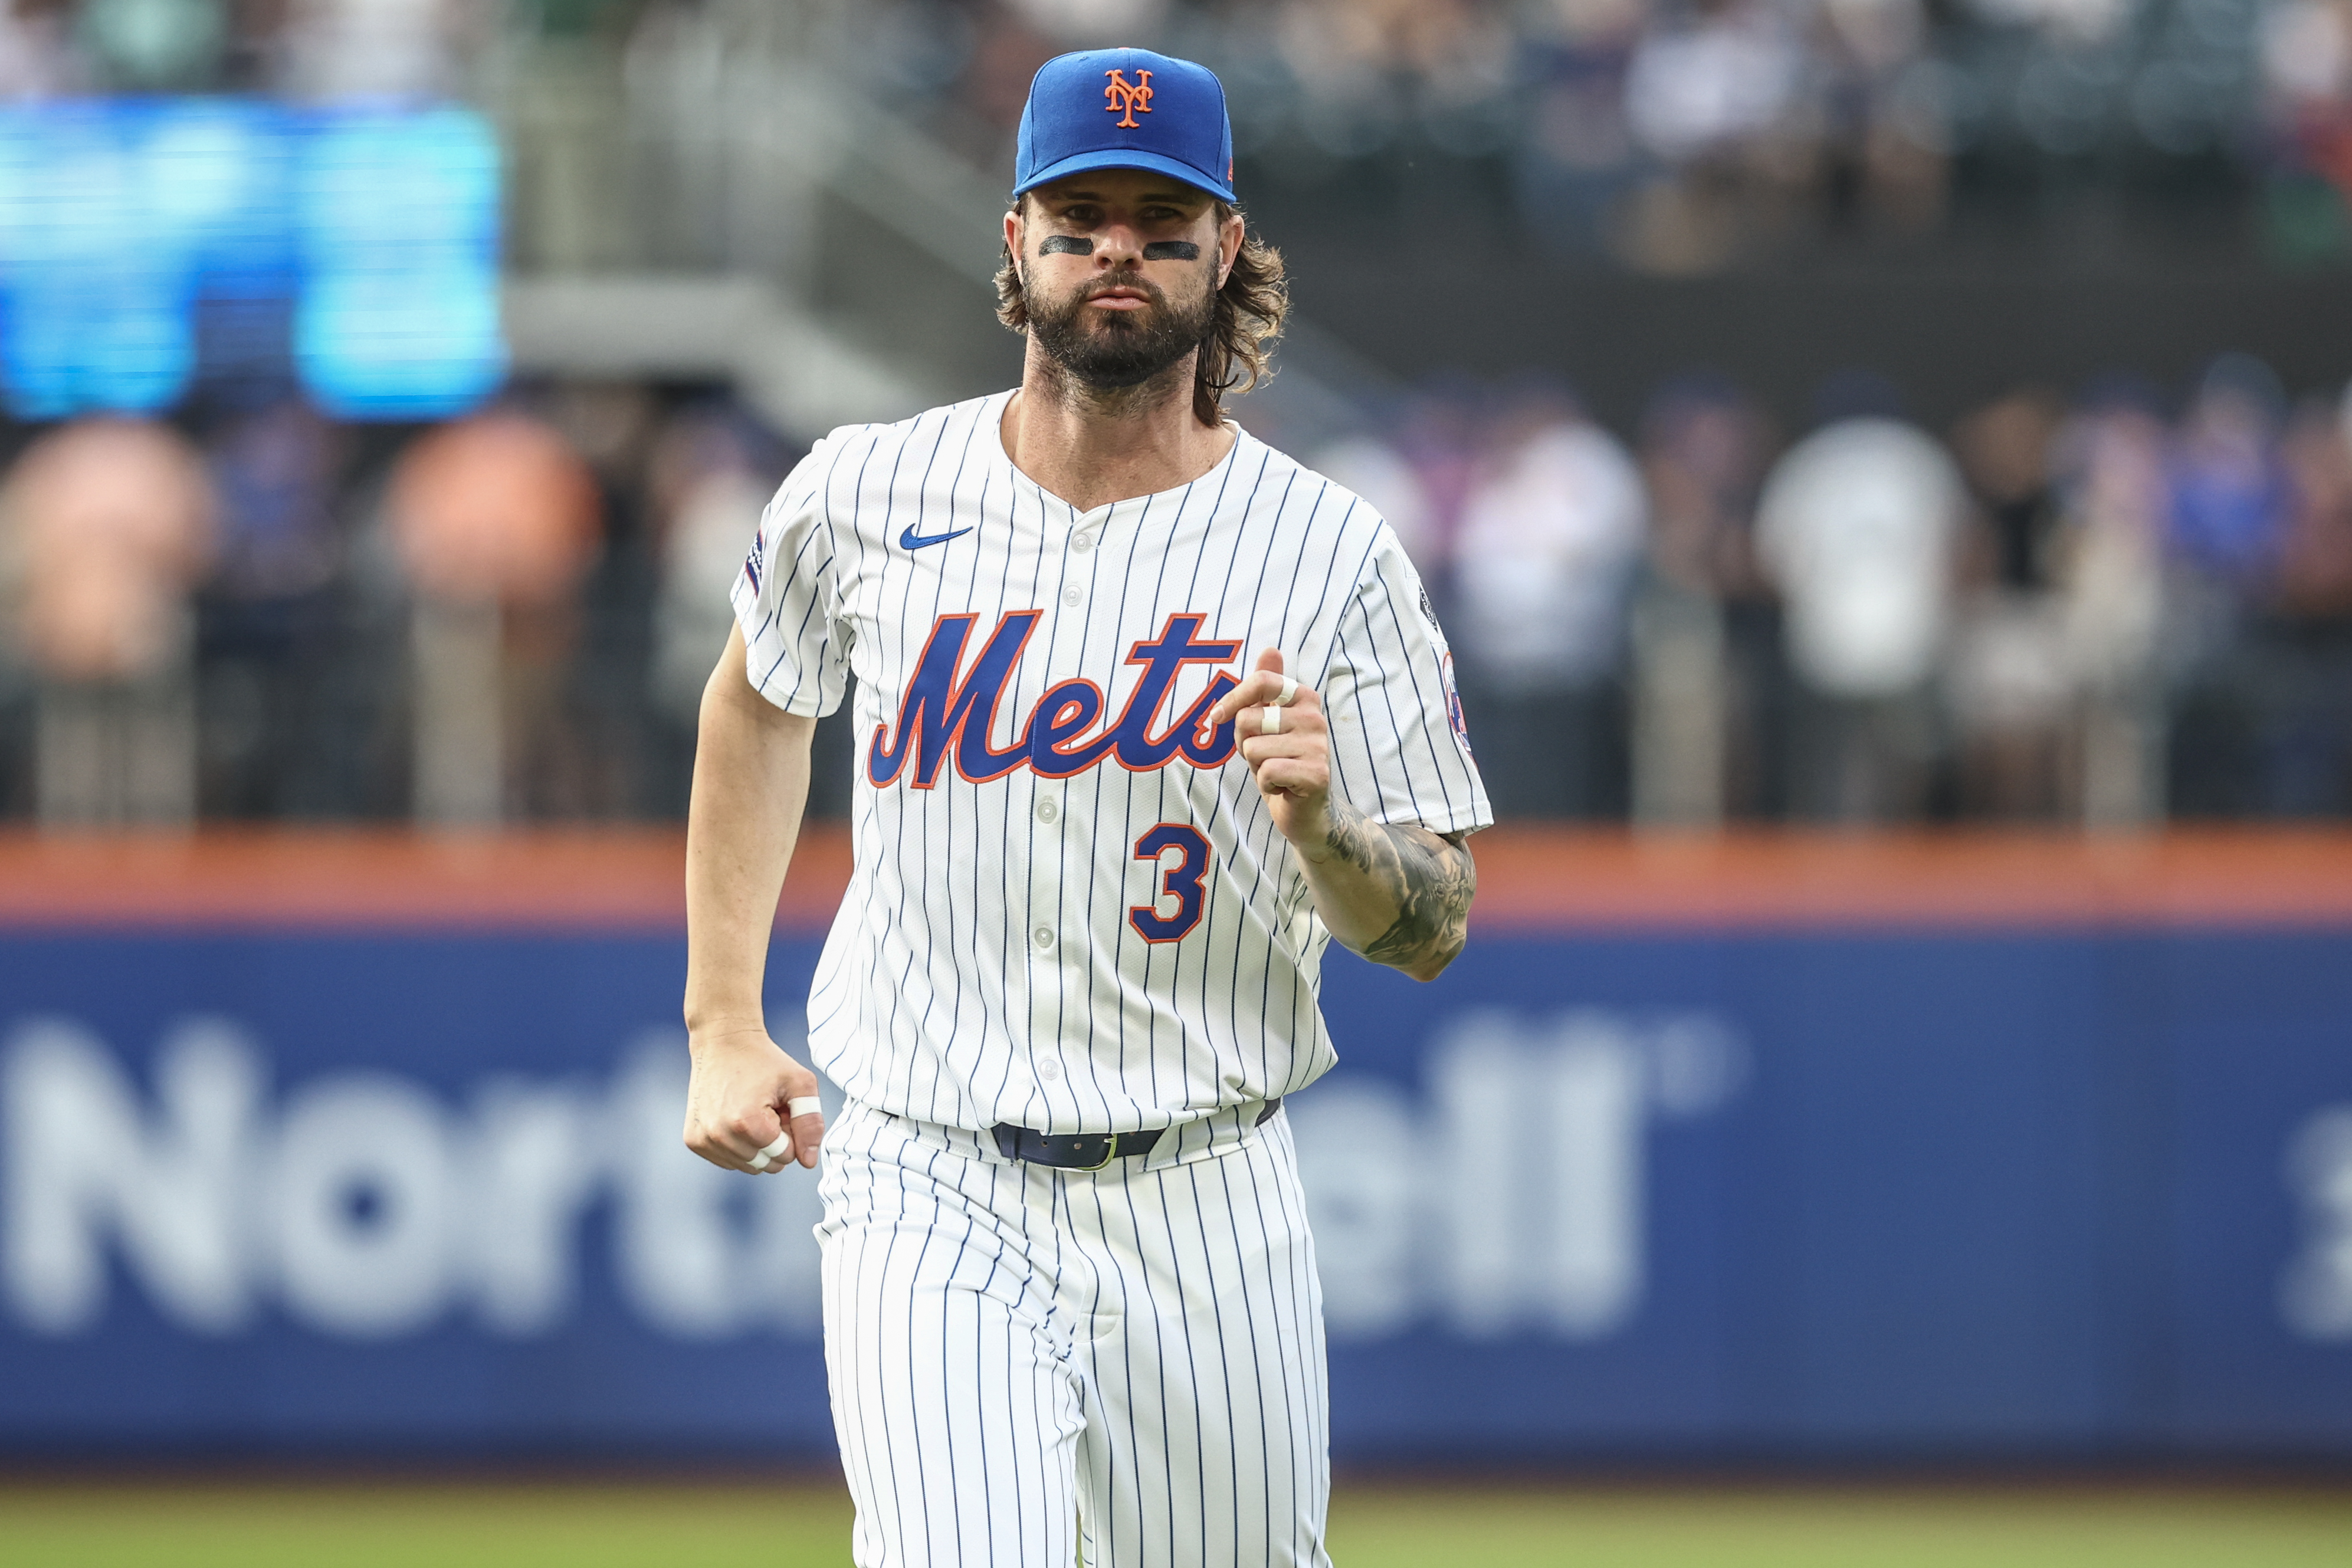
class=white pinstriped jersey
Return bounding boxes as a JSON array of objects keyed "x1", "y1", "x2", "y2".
[{"x1": 734, "y1": 390, "x2": 1490, "y2": 1136}]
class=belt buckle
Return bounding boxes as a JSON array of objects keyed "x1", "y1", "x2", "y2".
[{"x1": 1074, "y1": 1133, "x2": 1118, "y2": 1172}]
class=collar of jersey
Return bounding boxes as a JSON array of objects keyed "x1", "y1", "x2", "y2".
[{"x1": 991, "y1": 389, "x2": 1248, "y2": 526}]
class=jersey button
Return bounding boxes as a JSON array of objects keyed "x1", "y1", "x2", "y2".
[
  {"x1": 1072, "y1": 531, "x2": 1095, "y2": 553},
  {"x1": 1062, "y1": 584, "x2": 1083, "y2": 606},
  {"x1": 1032, "y1": 925, "x2": 1055, "y2": 951},
  {"x1": 1039, "y1": 1058, "x2": 1061, "y2": 1081},
  {"x1": 1036, "y1": 799, "x2": 1058, "y2": 824}
]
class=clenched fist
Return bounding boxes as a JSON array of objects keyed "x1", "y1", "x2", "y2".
[
  {"x1": 683, "y1": 1024, "x2": 826, "y2": 1175},
  {"x1": 1208, "y1": 648, "x2": 1330, "y2": 849}
]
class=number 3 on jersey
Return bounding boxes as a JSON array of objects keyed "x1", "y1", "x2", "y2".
[{"x1": 1129, "y1": 824, "x2": 1209, "y2": 942}]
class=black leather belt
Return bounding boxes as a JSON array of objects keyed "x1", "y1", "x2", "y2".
[
  {"x1": 990, "y1": 1125, "x2": 1164, "y2": 1170},
  {"x1": 989, "y1": 1100, "x2": 1280, "y2": 1172}
]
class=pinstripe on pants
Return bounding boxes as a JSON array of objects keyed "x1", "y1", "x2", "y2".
[{"x1": 819, "y1": 1097, "x2": 1333, "y2": 1568}]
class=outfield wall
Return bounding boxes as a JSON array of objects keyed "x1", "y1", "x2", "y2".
[{"x1": 1, "y1": 830, "x2": 2349, "y2": 1462}]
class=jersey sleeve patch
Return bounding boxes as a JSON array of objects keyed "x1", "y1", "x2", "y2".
[{"x1": 731, "y1": 439, "x2": 851, "y2": 719}]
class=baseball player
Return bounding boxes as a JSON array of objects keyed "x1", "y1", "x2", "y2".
[{"x1": 681, "y1": 47, "x2": 1490, "y2": 1568}]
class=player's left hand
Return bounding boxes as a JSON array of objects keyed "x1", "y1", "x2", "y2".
[{"x1": 1209, "y1": 648, "x2": 1330, "y2": 847}]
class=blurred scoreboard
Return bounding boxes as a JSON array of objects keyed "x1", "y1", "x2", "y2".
[{"x1": 0, "y1": 99, "x2": 504, "y2": 420}]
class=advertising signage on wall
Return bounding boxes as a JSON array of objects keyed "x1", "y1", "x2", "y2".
[{"x1": 0, "y1": 835, "x2": 2350, "y2": 1460}]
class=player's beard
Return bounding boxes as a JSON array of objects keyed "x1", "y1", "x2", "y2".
[{"x1": 1025, "y1": 265, "x2": 1216, "y2": 393}]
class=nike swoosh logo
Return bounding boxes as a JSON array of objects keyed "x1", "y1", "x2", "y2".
[{"x1": 899, "y1": 524, "x2": 974, "y2": 550}]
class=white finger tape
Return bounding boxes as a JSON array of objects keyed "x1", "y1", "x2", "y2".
[
  {"x1": 786, "y1": 1096, "x2": 824, "y2": 1120},
  {"x1": 757, "y1": 1132, "x2": 794, "y2": 1161},
  {"x1": 1274, "y1": 674, "x2": 1298, "y2": 707},
  {"x1": 1259, "y1": 704, "x2": 1281, "y2": 736},
  {"x1": 749, "y1": 1152, "x2": 772, "y2": 1172}
]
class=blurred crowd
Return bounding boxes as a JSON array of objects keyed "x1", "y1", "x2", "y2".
[
  {"x1": 0, "y1": 1, "x2": 2347, "y2": 271},
  {"x1": 852, "y1": 0, "x2": 2352, "y2": 270},
  {"x1": 1323, "y1": 353, "x2": 2352, "y2": 824},
  {"x1": 6, "y1": 357, "x2": 2352, "y2": 827},
  {"x1": 0, "y1": 382, "x2": 795, "y2": 826},
  {"x1": 0, "y1": 0, "x2": 2349, "y2": 829},
  {"x1": 0, "y1": 0, "x2": 483, "y2": 100}
]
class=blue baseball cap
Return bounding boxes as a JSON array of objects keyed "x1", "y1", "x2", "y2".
[{"x1": 1013, "y1": 48, "x2": 1236, "y2": 205}]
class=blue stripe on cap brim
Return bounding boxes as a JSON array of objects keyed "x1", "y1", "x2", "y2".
[{"x1": 1012, "y1": 147, "x2": 1234, "y2": 205}]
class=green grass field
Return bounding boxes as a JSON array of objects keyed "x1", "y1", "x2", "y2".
[{"x1": 5, "y1": 1480, "x2": 2350, "y2": 1567}]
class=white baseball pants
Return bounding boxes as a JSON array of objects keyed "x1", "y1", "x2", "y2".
[{"x1": 816, "y1": 1098, "x2": 1334, "y2": 1568}]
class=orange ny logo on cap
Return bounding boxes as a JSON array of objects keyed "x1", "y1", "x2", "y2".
[{"x1": 1103, "y1": 69, "x2": 1154, "y2": 129}]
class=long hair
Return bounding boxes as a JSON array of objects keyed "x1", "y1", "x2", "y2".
[{"x1": 996, "y1": 199, "x2": 1288, "y2": 427}]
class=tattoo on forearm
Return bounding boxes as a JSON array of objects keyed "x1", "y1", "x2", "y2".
[{"x1": 1320, "y1": 801, "x2": 1477, "y2": 975}]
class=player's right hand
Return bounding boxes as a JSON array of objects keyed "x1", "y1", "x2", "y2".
[{"x1": 682, "y1": 1024, "x2": 826, "y2": 1175}]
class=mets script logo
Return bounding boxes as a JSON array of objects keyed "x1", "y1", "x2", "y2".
[
  {"x1": 870, "y1": 611, "x2": 1240, "y2": 788},
  {"x1": 1104, "y1": 69, "x2": 1153, "y2": 129}
]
